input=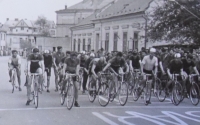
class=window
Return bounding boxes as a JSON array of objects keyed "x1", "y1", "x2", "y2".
[
  {"x1": 123, "y1": 32, "x2": 128, "y2": 52},
  {"x1": 105, "y1": 33, "x2": 109, "y2": 52},
  {"x1": 113, "y1": 33, "x2": 118, "y2": 51},
  {"x1": 27, "y1": 30, "x2": 29, "y2": 32},
  {"x1": 21, "y1": 27, "x2": 24, "y2": 30},
  {"x1": 88, "y1": 38, "x2": 91, "y2": 51},
  {"x1": 74, "y1": 39, "x2": 76, "y2": 51},
  {"x1": 83, "y1": 39, "x2": 85, "y2": 51},
  {"x1": 10, "y1": 28, "x2": 13, "y2": 32},
  {"x1": 16, "y1": 29, "x2": 18, "y2": 32},
  {"x1": 96, "y1": 33, "x2": 100, "y2": 50},
  {"x1": 78, "y1": 39, "x2": 81, "y2": 52},
  {"x1": 4, "y1": 34, "x2": 6, "y2": 40},
  {"x1": 133, "y1": 32, "x2": 139, "y2": 50}
]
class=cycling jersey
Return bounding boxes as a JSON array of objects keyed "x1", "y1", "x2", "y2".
[
  {"x1": 168, "y1": 59, "x2": 183, "y2": 74},
  {"x1": 64, "y1": 58, "x2": 80, "y2": 73},
  {"x1": 141, "y1": 55, "x2": 158, "y2": 71},
  {"x1": 129, "y1": 55, "x2": 140, "y2": 69},
  {"x1": 53, "y1": 52, "x2": 65, "y2": 66},
  {"x1": 8, "y1": 55, "x2": 21, "y2": 67},
  {"x1": 43, "y1": 54, "x2": 53, "y2": 68},
  {"x1": 89, "y1": 58, "x2": 105, "y2": 74},
  {"x1": 28, "y1": 54, "x2": 43, "y2": 73},
  {"x1": 108, "y1": 57, "x2": 126, "y2": 73},
  {"x1": 182, "y1": 59, "x2": 195, "y2": 74}
]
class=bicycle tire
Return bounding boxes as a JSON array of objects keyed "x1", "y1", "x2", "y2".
[
  {"x1": 144, "y1": 82, "x2": 151, "y2": 105},
  {"x1": 60, "y1": 91, "x2": 66, "y2": 105},
  {"x1": 98, "y1": 83, "x2": 110, "y2": 107},
  {"x1": 156, "y1": 78, "x2": 166, "y2": 102},
  {"x1": 11, "y1": 72, "x2": 16, "y2": 93},
  {"x1": 172, "y1": 82, "x2": 183, "y2": 106},
  {"x1": 132, "y1": 81, "x2": 145, "y2": 101},
  {"x1": 34, "y1": 83, "x2": 39, "y2": 108},
  {"x1": 88, "y1": 81, "x2": 96, "y2": 103},
  {"x1": 190, "y1": 83, "x2": 200, "y2": 106},
  {"x1": 66, "y1": 82, "x2": 75, "y2": 110},
  {"x1": 118, "y1": 82, "x2": 128, "y2": 106}
]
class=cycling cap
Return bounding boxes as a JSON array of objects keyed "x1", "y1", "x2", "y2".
[
  {"x1": 81, "y1": 51, "x2": 86, "y2": 54},
  {"x1": 12, "y1": 50, "x2": 18, "y2": 53},
  {"x1": 174, "y1": 53, "x2": 181, "y2": 58},
  {"x1": 44, "y1": 50, "x2": 49, "y2": 54},
  {"x1": 150, "y1": 48, "x2": 156, "y2": 53},
  {"x1": 33, "y1": 48, "x2": 39, "y2": 53},
  {"x1": 90, "y1": 53, "x2": 95, "y2": 57}
]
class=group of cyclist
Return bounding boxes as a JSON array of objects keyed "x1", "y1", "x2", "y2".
[{"x1": 7, "y1": 45, "x2": 200, "y2": 108}]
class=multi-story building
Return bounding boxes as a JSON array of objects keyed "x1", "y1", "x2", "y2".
[
  {"x1": 1, "y1": 18, "x2": 56, "y2": 51},
  {"x1": 71, "y1": 0, "x2": 153, "y2": 52},
  {"x1": 55, "y1": 0, "x2": 115, "y2": 37}
]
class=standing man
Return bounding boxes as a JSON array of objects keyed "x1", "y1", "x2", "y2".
[
  {"x1": 53, "y1": 46, "x2": 65, "y2": 91},
  {"x1": 43, "y1": 50, "x2": 53, "y2": 92}
]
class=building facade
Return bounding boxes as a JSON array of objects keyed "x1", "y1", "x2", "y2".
[
  {"x1": 71, "y1": 0, "x2": 153, "y2": 52},
  {"x1": 55, "y1": 0, "x2": 115, "y2": 37}
]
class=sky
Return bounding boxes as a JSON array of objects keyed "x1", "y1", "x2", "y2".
[{"x1": 0, "y1": 0, "x2": 83, "y2": 23}]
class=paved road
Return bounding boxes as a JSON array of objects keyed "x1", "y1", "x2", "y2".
[{"x1": 0, "y1": 56, "x2": 200, "y2": 125}]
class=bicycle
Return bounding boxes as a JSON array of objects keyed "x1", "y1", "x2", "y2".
[
  {"x1": 107, "y1": 68, "x2": 128, "y2": 106},
  {"x1": 128, "y1": 69, "x2": 141, "y2": 95},
  {"x1": 188, "y1": 74, "x2": 200, "y2": 106},
  {"x1": 78, "y1": 67, "x2": 84, "y2": 91},
  {"x1": 10, "y1": 68, "x2": 18, "y2": 93},
  {"x1": 30, "y1": 73, "x2": 41, "y2": 109},
  {"x1": 132, "y1": 73, "x2": 154, "y2": 105},
  {"x1": 171, "y1": 74, "x2": 185, "y2": 106},
  {"x1": 60, "y1": 73, "x2": 79, "y2": 110}
]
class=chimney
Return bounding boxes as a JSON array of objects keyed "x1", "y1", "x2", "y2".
[
  {"x1": 15, "y1": 18, "x2": 19, "y2": 21},
  {"x1": 6, "y1": 18, "x2": 9, "y2": 21},
  {"x1": 65, "y1": 5, "x2": 67, "y2": 9}
]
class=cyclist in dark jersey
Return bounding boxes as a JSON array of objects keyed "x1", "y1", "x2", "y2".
[
  {"x1": 43, "y1": 50, "x2": 53, "y2": 93},
  {"x1": 26, "y1": 48, "x2": 44, "y2": 105},
  {"x1": 53, "y1": 46, "x2": 65, "y2": 91},
  {"x1": 129, "y1": 50, "x2": 141, "y2": 71},
  {"x1": 62, "y1": 52, "x2": 80, "y2": 107}
]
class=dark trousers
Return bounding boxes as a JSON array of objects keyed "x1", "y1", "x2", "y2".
[{"x1": 82, "y1": 71, "x2": 88, "y2": 90}]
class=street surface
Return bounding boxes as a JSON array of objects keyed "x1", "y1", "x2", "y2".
[{"x1": 0, "y1": 56, "x2": 199, "y2": 125}]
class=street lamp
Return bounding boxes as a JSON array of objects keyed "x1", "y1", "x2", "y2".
[{"x1": 169, "y1": 0, "x2": 200, "y2": 20}]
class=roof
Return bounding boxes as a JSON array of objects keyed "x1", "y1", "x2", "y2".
[
  {"x1": 69, "y1": 0, "x2": 115, "y2": 9},
  {"x1": 56, "y1": 0, "x2": 115, "y2": 13},
  {"x1": 72, "y1": 0, "x2": 153, "y2": 28},
  {"x1": 94, "y1": 0, "x2": 153, "y2": 20}
]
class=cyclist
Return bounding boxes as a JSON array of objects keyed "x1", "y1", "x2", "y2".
[
  {"x1": 53, "y1": 46, "x2": 65, "y2": 91},
  {"x1": 8, "y1": 50, "x2": 22, "y2": 91},
  {"x1": 102, "y1": 52, "x2": 129, "y2": 97},
  {"x1": 62, "y1": 52, "x2": 80, "y2": 107},
  {"x1": 181, "y1": 54, "x2": 200, "y2": 94},
  {"x1": 140, "y1": 48, "x2": 158, "y2": 104},
  {"x1": 88, "y1": 57, "x2": 107, "y2": 92},
  {"x1": 43, "y1": 50, "x2": 53, "y2": 93},
  {"x1": 26, "y1": 48, "x2": 45, "y2": 105},
  {"x1": 129, "y1": 50, "x2": 141, "y2": 72},
  {"x1": 166, "y1": 53, "x2": 184, "y2": 94}
]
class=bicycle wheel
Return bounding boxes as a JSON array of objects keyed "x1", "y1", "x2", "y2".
[
  {"x1": 66, "y1": 83, "x2": 75, "y2": 110},
  {"x1": 34, "y1": 83, "x2": 39, "y2": 108},
  {"x1": 132, "y1": 81, "x2": 145, "y2": 101},
  {"x1": 98, "y1": 83, "x2": 110, "y2": 107},
  {"x1": 144, "y1": 82, "x2": 151, "y2": 105},
  {"x1": 156, "y1": 79, "x2": 166, "y2": 102},
  {"x1": 190, "y1": 83, "x2": 200, "y2": 106},
  {"x1": 127, "y1": 74, "x2": 134, "y2": 95},
  {"x1": 172, "y1": 82, "x2": 183, "y2": 106},
  {"x1": 60, "y1": 90, "x2": 66, "y2": 105},
  {"x1": 118, "y1": 82, "x2": 128, "y2": 106},
  {"x1": 12, "y1": 75, "x2": 15, "y2": 93},
  {"x1": 88, "y1": 81, "x2": 97, "y2": 103}
]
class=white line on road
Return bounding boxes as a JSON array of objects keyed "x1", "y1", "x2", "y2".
[
  {"x1": 92, "y1": 112, "x2": 119, "y2": 125},
  {"x1": 0, "y1": 106, "x2": 199, "y2": 111}
]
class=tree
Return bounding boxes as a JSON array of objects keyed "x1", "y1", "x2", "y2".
[
  {"x1": 147, "y1": 0, "x2": 200, "y2": 44},
  {"x1": 35, "y1": 16, "x2": 50, "y2": 36}
]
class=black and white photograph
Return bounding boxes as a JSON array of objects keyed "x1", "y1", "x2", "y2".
[{"x1": 0, "y1": 0, "x2": 200, "y2": 125}]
